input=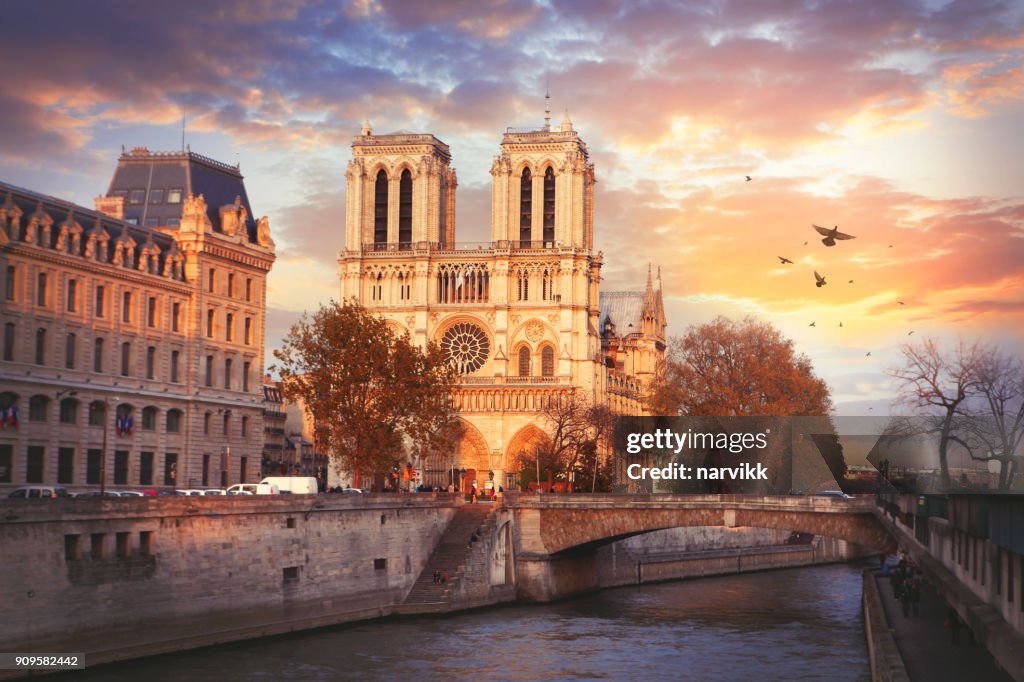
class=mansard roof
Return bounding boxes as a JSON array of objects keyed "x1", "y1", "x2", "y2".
[
  {"x1": 0, "y1": 180, "x2": 184, "y2": 280},
  {"x1": 104, "y1": 146, "x2": 258, "y2": 241}
]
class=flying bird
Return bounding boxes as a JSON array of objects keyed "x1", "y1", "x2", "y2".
[
  {"x1": 908, "y1": 331, "x2": 915, "y2": 336},
  {"x1": 866, "y1": 352, "x2": 872, "y2": 357},
  {"x1": 814, "y1": 271, "x2": 827, "y2": 288},
  {"x1": 888, "y1": 244, "x2": 894, "y2": 248},
  {"x1": 813, "y1": 224, "x2": 857, "y2": 247},
  {"x1": 803, "y1": 241, "x2": 808, "y2": 246},
  {"x1": 778, "y1": 256, "x2": 794, "y2": 264},
  {"x1": 897, "y1": 301, "x2": 905, "y2": 305},
  {"x1": 809, "y1": 322, "x2": 816, "y2": 327},
  {"x1": 848, "y1": 279, "x2": 854, "y2": 284},
  {"x1": 745, "y1": 175, "x2": 752, "y2": 182},
  {"x1": 839, "y1": 322, "x2": 843, "y2": 327}
]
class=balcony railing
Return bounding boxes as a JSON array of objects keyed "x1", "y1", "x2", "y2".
[
  {"x1": 454, "y1": 375, "x2": 571, "y2": 386},
  {"x1": 344, "y1": 240, "x2": 572, "y2": 257}
]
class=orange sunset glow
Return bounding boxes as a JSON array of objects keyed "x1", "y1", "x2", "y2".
[{"x1": 2, "y1": 0, "x2": 1022, "y2": 413}]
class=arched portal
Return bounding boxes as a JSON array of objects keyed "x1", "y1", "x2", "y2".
[
  {"x1": 421, "y1": 417, "x2": 489, "y2": 489},
  {"x1": 505, "y1": 424, "x2": 550, "y2": 491}
]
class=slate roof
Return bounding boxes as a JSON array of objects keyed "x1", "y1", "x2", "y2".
[
  {"x1": 105, "y1": 147, "x2": 257, "y2": 241},
  {"x1": 599, "y1": 291, "x2": 645, "y2": 336}
]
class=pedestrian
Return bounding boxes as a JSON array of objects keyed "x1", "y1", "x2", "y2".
[
  {"x1": 900, "y1": 581, "x2": 912, "y2": 617},
  {"x1": 909, "y1": 578, "x2": 920, "y2": 616},
  {"x1": 441, "y1": 571, "x2": 448, "y2": 584},
  {"x1": 947, "y1": 607, "x2": 961, "y2": 645},
  {"x1": 433, "y1": 570, "x2": 440, "y2": 584}
]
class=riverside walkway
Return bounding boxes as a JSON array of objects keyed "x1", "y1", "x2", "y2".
[{"x1": 874, "y1": 568, "x2": 1012, "y2": 681}]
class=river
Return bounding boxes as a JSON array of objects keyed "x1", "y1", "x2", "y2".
[{"x1": 66, "y1": 562, "x2": 870, "y2": 681}]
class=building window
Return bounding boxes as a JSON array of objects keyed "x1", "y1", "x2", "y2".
[
  {"x1": 543, "y1": 166, "x2": 555, "y2": 244},
  {"x1": 244, "y1": 317, "x2": 252, "y2": 345},
  {"x1": 245, "y1": 278, "x2": 253, "y2": 302},
  {"x1": 93, "y1": 338, "x2": 104, "y2": 372},
  {"x1": 146, "y1": 346, "x2": 156, "y2": 379},
  {"x1": 58, "y1": 447, "x2": 74, "y2": 484},
  {"x1": 91, "y1": 533, "x2": 105, "y2": 560},
  {"x1": 28, "y1": 395, "x2": 48, "y2": 421},
  {"x1": 206, "y1": 309, "x2": 214, "y2": 337},
  {"x1": 129, "y1": 189, "x2": 145, "y2": 205},
  {"x1": 516, "y1": 269, "x2": 529, "y2": 301},
  {"x1": 240, "y1": 456, "x2": 248, "y2": 483},
  {"x1": 26, "y1": 445, "x2": 44, "y2": 483},
  {"x1": 0, "y1": 443, "x2": 11, "y2": 483},
  {"x1": 166, "y1": 409, "x2": 182, "y2": 433},
  {"x1": 37, "y1": 272, "x2": 47, "y2": 306},
  {"x1": 171, "y1": 302, "x2": 181, "y2": 332},
  {"x1": 3, "y1": 322, "x2": 14, "y2": 361},
  {"x1": 139, "y1": 531, "x2": 153, "y2": 556},
  {"x1": 228, "y1": 273, "x2": 235, "y2": 297},
  {"x1": 65, "y1": 333, "x2": 76, "y2": 369},
  {"x1": 95, "y1": 285, "x2": 105, "y2": 318},
  {"x1": 208, "y1": 268, "x2": 215, "y2": 293},
  {"x1": 241, "y1": 415, "x2": 249, "y2": 437},
  {"x1": 203, "y1": 411, "x2": 211, "y2": 435},
  {"x1": 519, "y1": 167, "x2": 532, "y2": 245},
  {"x1": 223, "y1": 413, "x2": 230, "y2": 436},
  {"x1": 541, "y1": 346, "x2": 555, "y2": 377},
  {"x1": 4, "y1": 265, "x2": 14, "y2": 301},
  {"x1": 148, "y1": 297, "x2": 157, "y2": 327},
  {"x1": 170, "y1": 350, "x2": 179, "y2": 383},
  {"x1": 86, "y1": 449, "x2": 101, "y2": 484},
  {"x1": 374, "y1": 169, "x2": 388, "y2": 245},
  {"x1": 167, "y1": 188, "x2": 183, "y2": 204},
  {"x1": 243, "y1": 361, "x2": 251, "y2": 391},
  {"x1": 518, "y1": 346, "x2": 530, "y2": 376},
  {"x1": 139, "y1": 451, "x2": 154, "y2": 486},
  {"x1": 149, "y1": 189, "x2": 164, "y2": 204},
  {"x1": 226, "y1": 313, "x2": 234, "y2": 342},
  {"x1": 67, "y1": 279, "x2": 78, "y2": 312},
  {"x1": 202, "y1": 454, "x2": 210, "y2": 486},
  {"x1": 371, "y1": 272, "x2": 383, "y2": 301},
  {"x1": 122, "y1": 291, "x2": 132, "y2": 323},
  {"x1": 142, "y1": 406, "x2": 157, "y2": 431},
  {"x1": 205, "y1": 355, "x2": 213, "y2": 387},
  {"x1": 88, "y1": 401, "x2": 105, "y2": 427},
  {"x1": 144, "y1": 218, "x2": 158, "y2": 228},
  {"x1": 114, "y1": 450, "x2": 128, "y2": 485},
  {"x1": 65, "y1": 534, "x2": 80, "y2": 561},
  {"x1": 398, "y1": 272, "x2": 411, "y2": 301},
  {"x1": 224, "y1": 358, "x2": 232, "y2": 389},
  {"x1": 541, "y1": 269, "x2": 555, "y2": 301},
  {"x1": 164, "y1": 453, "x2": 177, "y2": 485},
  {"x1": 116, "y1": 532, "x2": 129, "y2": 558},
  {"x1": 35, "y1": 328, "x2": 46, "y2": 365},
  {"x1": 59, "y1": 398, "x2": 78, "y2": 424},
  {"x1": 399, "y1": 169, "x2": 412, "y2": 245},
  {"x1": 121, "y1": 341, "x2": 131, "y2": 376}
]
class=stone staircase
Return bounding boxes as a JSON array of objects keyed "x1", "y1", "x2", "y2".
[{"x1": 398, "y1": 502, "x2": 500, "y2": 612}]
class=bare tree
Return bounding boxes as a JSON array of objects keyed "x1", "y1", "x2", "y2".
[
  {"x1": 888, "y1": 339, "x2": 991, "y2": 490},
  {"x1": 955, "y1": 352, "x2": 1024, "y2": 490}
]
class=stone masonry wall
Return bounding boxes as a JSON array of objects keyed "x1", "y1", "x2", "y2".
[{"x1": 0, "y1": 495, "x2": 455, "y2": 670}]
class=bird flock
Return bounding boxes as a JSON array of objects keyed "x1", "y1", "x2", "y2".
[{"x1": 747, "y1": 177, "x2": 916, "y2": 355}]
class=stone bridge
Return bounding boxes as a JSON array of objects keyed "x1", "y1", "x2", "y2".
[{"x1": 500, "y1": 493, "x2": 896, "y2": 601}]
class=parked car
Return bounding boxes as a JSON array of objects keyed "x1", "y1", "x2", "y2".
[
  {"x1": 119, "y1": 491, "x2": 146, "y2": 497},
  {"x1": 816, "y1": 490, "x2": 852, "y2": 499},
  {"x1": 7, "y1": 486, "x2": 70, "y2": 499},
  {"x1": 201, "y1": 489, "x2": 227, "y2": 496},
  {"x1": 226, "y1": 483, "x2": 279, "y2": 495},
  {"x1": 342, "y1": 487, "x2": 365, "y2": 494}
]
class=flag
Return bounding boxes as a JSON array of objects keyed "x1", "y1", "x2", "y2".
[
  {"x1": 125, "y1": 415, "x2": 134, "y2": 435},
  {"x1": 8, "y1": 405, "x2": 18, "y2": 428}
]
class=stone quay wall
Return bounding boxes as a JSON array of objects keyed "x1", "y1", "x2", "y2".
[{"x1": 0, "y1": 495, "x2": 456, "y2": 674}]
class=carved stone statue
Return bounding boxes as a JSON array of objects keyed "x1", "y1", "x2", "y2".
[{"x1": 256, "y1": 215, "x2": 274, "y2": 247}]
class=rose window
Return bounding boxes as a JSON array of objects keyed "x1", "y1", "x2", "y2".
[{"x1": 441, "y1": 323, "x2": 490, "y2": 374}]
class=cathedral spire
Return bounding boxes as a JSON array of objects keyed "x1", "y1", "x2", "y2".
[{"x1": 543, "y1": 82, "x2": 551, "y2": 131}]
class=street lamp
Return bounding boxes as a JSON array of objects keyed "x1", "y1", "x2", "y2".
[{"x1": 90, "y1": 396, "x2": 118, "y2": 496}]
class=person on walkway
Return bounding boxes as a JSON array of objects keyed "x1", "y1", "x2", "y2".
[
  {"x1": 901, "y1": 580, "x2": 913, "y2": 617},
  {"x1": 947, "y1": 607, "x2": 962, "y2": 645},
  {"x1": 441, "y1": 571, "x2": 448, "y2": 584},
  {"x1": 908, "y1": 577, "x2": 921, "y2": 617},
  {"x1": 433, "y1": 570, "x2": 440, "y2": 584}
]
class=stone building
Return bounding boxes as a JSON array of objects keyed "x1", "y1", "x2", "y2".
[
  {"x1": 0, "y1": 148, "x2": 275, "y2": 491},
  {"x1": 337, "y1": 116, "x2": 666, "y2": 491}
]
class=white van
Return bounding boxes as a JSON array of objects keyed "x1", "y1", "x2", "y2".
[
  {"x1": 226, "y1": 483, "x2": 279, "y2": 495},
  {"x1": 260, "y1": 477, "x2": 319, "y2": 495}
]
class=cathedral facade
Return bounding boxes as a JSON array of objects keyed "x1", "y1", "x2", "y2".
[{"x1": 337, "y1": 117, "x2": 665, "y2": 491}]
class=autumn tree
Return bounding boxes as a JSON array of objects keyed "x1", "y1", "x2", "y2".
[
  {"x1": 888, "y1": 338, "x2": 990, "y2": 490},
  {"x1": 965, "y1": 351, "x2": 1024, "y2": 490},
  {"x1": 535, "y1": 392, "x2": 617, "y2": 492},
  {"x1": 649, "y1": 316, "x2": 832, "y2": 417},
  {"x1": 273, "y1": 300, "x2": 457, "y2": 486}
]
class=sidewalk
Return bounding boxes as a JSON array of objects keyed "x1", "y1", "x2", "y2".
[{"x1": 874, "y1": 570, "x2": 1012, "y2": 681}]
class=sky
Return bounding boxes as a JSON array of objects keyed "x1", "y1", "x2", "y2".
[{"x1": 2, "y1": 0, "x2": 1022, "y2": 415}]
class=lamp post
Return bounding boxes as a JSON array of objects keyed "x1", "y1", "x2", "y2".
[{"x1": 89, "y1": 396, "x2": 118, "y2": 496}]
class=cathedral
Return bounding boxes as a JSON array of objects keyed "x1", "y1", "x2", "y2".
[{"x1": 337, "y1": 114, "x2": 666, "y2": 491}]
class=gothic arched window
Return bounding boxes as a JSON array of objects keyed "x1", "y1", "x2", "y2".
[
  {"x1": 543, "y1": 166, "x2": 555, "y2": 244},
  {"x1": 374, "y1": 170, "x2": 388, "y2": 246},
  {"x1": 518, "y1": 346, "x2": 531, "y2": 377},
  {"x1": 541, "y1": 346, "x2": 555, "y2": 377},
  {"x1": 519, "y1": 167, "x2": 532, "y2": 246},
  {"x1": 399, "y1": 169, "x2": 412, "y2": 248}
]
